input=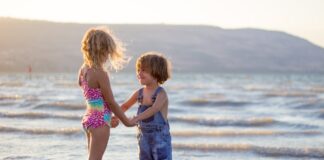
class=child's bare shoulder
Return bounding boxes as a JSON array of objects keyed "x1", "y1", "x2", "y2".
[
  {"x1": 158, "y1": 88, "x2": 168, "y2": 98},
  {"x1": 95, "y1": 68, "x2": 107, "y2": 75},
  {"x1": 93, "y1": 68, "x2": 108, "y2": 81}
]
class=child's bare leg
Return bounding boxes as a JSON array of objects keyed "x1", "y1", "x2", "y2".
[
  {"x1": 88, "y1": 125, "x2": 110, "y2": 160},
  {"x1": 85, "y1": 131, "x2": 90, "y2": 153}
]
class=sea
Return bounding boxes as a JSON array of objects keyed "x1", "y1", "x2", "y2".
[{"x1": 0, "y1": 72, "x2": 324, "y2": 160}]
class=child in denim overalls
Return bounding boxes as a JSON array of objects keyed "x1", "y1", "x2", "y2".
[{"x1": 120, "y1": 52, "x2": 172, "y2": 160}]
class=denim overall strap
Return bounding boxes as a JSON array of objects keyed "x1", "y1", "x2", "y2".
[
  {"x1": 137, "y1": 87, "x2": 162, "y2": 104},
  {"x1": 151, "y1": 87, "x2": 162, "y2": 103},
  {"x1": 137, "y1": 88, "x2": 144, "y2": 104},
  {"x1": 137, "y1": 87, "x2": 167, "y2": 125}
]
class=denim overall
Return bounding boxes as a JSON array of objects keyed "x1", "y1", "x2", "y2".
[{"x1": 137, "y1": 87, "x2": 172, "y2": 160}]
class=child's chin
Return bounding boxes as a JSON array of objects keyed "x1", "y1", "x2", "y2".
[{"x1": 139, "y1": 81, "x2": 146, "y2": 85}]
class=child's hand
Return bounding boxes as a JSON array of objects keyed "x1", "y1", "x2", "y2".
[
  {"x1": 129, "y1": 116, "x2": 139, "y2": 126},
  {"x1": 111, "y1": 116, "x2": 120, "y2": 128}
]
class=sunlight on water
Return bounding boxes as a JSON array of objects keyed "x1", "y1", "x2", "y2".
[{"x1": 0, "y1": 73, "x2": 324, "y2": 159}]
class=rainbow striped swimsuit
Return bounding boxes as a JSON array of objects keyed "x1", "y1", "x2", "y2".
[{"x1": 80, "y1": 72, "x2": 112, "y2": 129}]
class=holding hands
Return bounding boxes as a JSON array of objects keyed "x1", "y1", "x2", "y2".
[
  {"x1": 111, "y1": 115, "x2": 139, "y2": 128},
  {"x1": 130, "y1": 116, "x2": 139, "y2": 126}
]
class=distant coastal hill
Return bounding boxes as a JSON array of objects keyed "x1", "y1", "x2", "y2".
[{"x1": 1, "y1": 17, "x2": 324, "y2": 73}]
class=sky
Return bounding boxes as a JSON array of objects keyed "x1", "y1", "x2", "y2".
[{"x1": 0, "y1": 0, "x2": 323, "y2": 47}]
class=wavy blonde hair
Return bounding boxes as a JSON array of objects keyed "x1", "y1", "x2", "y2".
[{"x1": 81, "y1": 26, "x2": 127, "y2": 70}]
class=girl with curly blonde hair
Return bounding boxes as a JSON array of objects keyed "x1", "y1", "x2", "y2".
[{"x1": 78, "y1": 26, "x2": 135, "y2": 160}]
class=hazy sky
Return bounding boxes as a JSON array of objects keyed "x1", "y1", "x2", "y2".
[{"x1": 0, "y1": 0, "x2": 323, "y2": 47}]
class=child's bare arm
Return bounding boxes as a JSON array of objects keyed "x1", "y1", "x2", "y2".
[
  {"x1": 121, "y1": 90, "x2": 138, "y2": 112},
  {"x1": 133, "y1": 90, "x2": 168, "y2": 122},
  {"x1": 97, "y1": 70, "x2": 135, "y2": 127},
  {"x1": 111, "y1": 116, "x2": 120, "y2": 128},
  {"x1": 77, "y1": 67, "x2": 82, "y2": 86}
]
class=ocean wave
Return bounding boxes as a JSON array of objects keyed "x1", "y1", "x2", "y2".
[
  {"x1": 255, "y1": 146, "x2": 324, "y2": 159},
  {"x1": 168, "y1": 108, "x2": 184, "y2": 113},
  {"x1": 33, "y1": 102, "x2": 84, "y2": 110},
  {"x1": 181, "y1": 99, "x2": 250, "y2": 107},
  {"x1": 171, "y1": 130, "x2": 321, "y2": 137},
  {"x1": 0, "y1": 95, "x2": 23, "y2": 101},
  {"x1": 173, "y1": 143, "x2": 250, "y2": 152},
  {"x1": 167, "y1": 85, "x2": 189, "y2": 90},
  {"x1": 309, "y1": 86, "x2": 324, "y2": 93},
  {"x1": 0, "y1": 102, "x2": 16, "y2": 106},
  {"x1": 3, "y1": 156, "x2": 34, "y2": 160},
  {"x1": 293, "y1": 100, "x2": 324, "y2": 110},
  {"x1": 318, "y1": 110, "x2": 324, "y2": 119},
  {"x1": 0, "y1": 125, "x2": 82, "y2": 136},
  {"x1": 112, "y1": 81, "x2": 134, "y2": 86},
  {"x1": 264, "y1": 90, "x2": 316, "y2": 98},
  {"x1": 204, "y1": 93, "x2": 226, "y2": 100},
  {"x1": 173, "y1": 143, "x2": 324, "y2": 158},
  {"x1": 169, "y1": 117, "x2": 275, "y2": 127},
  {"x1": 167, "y1": 84, "x2": 215, "y2": 90},
  {"x1": 0, "y1": 112, "x2": 81, "y2": 120},
  {"x1": 243, "y1": 85, "x2": 271, "y2": 92},
  {"x1": 54, "y1": 82, "x2": 78, "y2": 88},
  {"x1": 0, "y1": 82, "x2": 24, "y2": 87}
]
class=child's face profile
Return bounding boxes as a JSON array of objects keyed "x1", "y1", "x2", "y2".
[{"x1": 137, "y1": 68, "x2": 156, "y2": 85}]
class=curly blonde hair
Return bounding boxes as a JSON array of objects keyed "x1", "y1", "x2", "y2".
[
  {"x1": 81, "y1": 26, "x2": 127, "y2": 70},
  {"x1": 136, "y1": 52, "x2": 171, "y2": 84}
]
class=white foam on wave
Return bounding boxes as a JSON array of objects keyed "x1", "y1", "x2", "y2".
[
  {"x1": 0, "y1": 111, "x2": 80, "y2": 120},
  {"x1": 0, "y1": 95, "x2": 22, "y2": 100},
  {"x1": 169, "y1": 116, "x2": 275, "y2": 127},
  {"x1": 171, "y1": 130, "x2": 321, "y2": 137},
  {"x1": 0, "y1": 125, "x2": 82, "y2": 135},
  {"x1": 181, "y1": 98, "x2": 250, "y2": 107},
  {"x1": 264, "y1": 90, "x2": 316, "y2": 98},
  {"x1": 173, "y1": 143, "x2": 324, "y2": 158}
]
